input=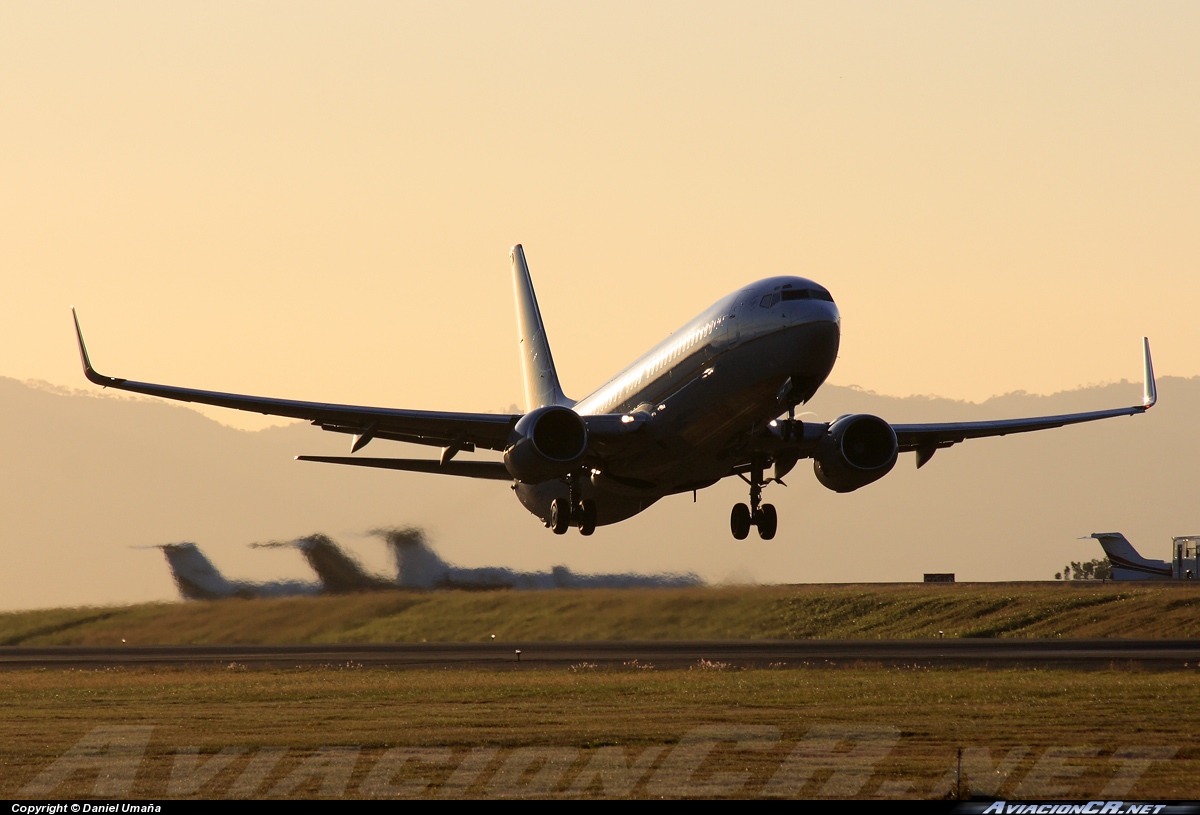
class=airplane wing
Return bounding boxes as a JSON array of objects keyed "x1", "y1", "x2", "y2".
[
  {"x1": 891, "y1": 337, "x2": 1157, "y2": 468},
  {"x1": 72, "y1": 309, "x2": 518, "y2": 453}
]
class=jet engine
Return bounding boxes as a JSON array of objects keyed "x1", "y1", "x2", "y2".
[
  {"x1": 503, "y1": 405, "x2": 588, "y2": 484},
  {"x1": 812, "y1": 414, "x2": 898, "y2": 493}
]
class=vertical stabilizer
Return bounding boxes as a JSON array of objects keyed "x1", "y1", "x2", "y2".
[
  {"x1": 159, "y1": 543, "x2": 237, "y2": 600},
  {"x1": 511, "y1": 245, "x2": 572, "y2": 410},
  {"x1": 292, "y1": 534, "x2": 393, "y2": 593},
  {"x1": 375, "y1": 527, "x2": 449, "y2": 589},
  {"x1": 1090, "y1": 533, "x2": 1172, "y2": 580}
]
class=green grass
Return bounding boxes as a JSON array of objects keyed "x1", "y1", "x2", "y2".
[
  {"x1": 1, "y1": 665, "x2": 1197, "y2": 798},
  {"x1": 4, "y1": 585, "x2": 1199, "y2": 799},
  {"x1": 1, "y1": 582, "x2": 1198, "y2": 645}
]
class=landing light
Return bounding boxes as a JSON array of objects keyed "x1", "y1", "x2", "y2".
[{"x1": 620, "y1": 414, "x2": 635, "y2": 424}]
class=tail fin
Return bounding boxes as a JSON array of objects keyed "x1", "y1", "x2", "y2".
[
  {"x1": 288, "y1": 534, "x2": 390, "y2": 593},
  {"x1": 158, "y1": 543, "x2": 237, "y2": 600},
  {"x1": 372, "y1": 526, "x2": 449, "y2": 588},
  {"x1": 1090, "y1": 533, "x2": 1172, "y2": 579},
  {"x1": 511, "y1": 245, "x2": 572, "y2": 410}
]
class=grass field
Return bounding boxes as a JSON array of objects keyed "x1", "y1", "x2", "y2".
[
  {"x1": 2, "y1": 665, "x2": 1197, "y2": 799},
  {"x1": 3, "y1": 583, "x2": 1198, "y2": 799},
  {"x1": 2, "y1": 581, "x2": 1199, "y2": 646}
]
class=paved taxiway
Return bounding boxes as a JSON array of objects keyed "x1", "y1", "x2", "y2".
[{"x1": 2, "y1": 640, "x2": 1198, "y2": 670}]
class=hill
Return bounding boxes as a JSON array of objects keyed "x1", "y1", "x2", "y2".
[
  {"x1": 2, "y1": 375, "x2": 1199, "y2": 609},
  {"x1": 1, "y1": 582, "x2": 1198, "y2": 645}
]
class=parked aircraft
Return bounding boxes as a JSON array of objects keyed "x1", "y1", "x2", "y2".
[
  {"x1": 251, "y1": 534, "x2": 395, "y2": 593},
  {"x1": 374, "y1": 526, "x2": 702, "y2": 590},
  {"x1": 149, "y1": 542, "x2": 320, "y2": 600},
  {"x1": 156, "y1": 529, "x2": 701, "y2": 597},
  {"x1": 1088, "y1": 533, "x2": 1197, "y2": 580},
  {"x1": 73, "y1": 245, "x2": 1156, "y2": 541}
]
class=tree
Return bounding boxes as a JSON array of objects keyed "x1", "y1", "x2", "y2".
[{"x1": 1055, "y1": 558, "x2": 1112, "y2": 580}]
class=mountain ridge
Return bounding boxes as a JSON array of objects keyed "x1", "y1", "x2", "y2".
[{"x1": 1, "y1": 374, "x2": 1194, "y2": 610}]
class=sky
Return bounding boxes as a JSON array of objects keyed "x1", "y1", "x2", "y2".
[
  {"x1": 5, "y1": 373, "x2": 1197, "y2": 610},
  {"x1": 0, "y1": 3, "x2": 1198, "y2": 607},
  {"x1": 1, "y1": 2, "x2": 1196, "y2": 431}
]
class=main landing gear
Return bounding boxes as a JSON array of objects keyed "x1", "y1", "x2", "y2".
[
  {"x1": 731, "y1": 458, "x2": 778, "y2": 541},
  {"x1": 549, "y1": 474, "x2": 597, "y2": 536},
  {"x1": 551, "y1": 497, "x2": 597, "y2": 536}
]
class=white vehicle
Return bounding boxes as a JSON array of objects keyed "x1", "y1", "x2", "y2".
[
  {"x1": 75, "y1": 245, "x2": 1156, "y2": 541},
  {"x1": 1088, "y1": 533, "x2": 1200, "y2": 580}
]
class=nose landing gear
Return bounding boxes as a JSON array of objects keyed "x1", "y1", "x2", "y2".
[{"x1": 731, "y1": 458, "x2": 778, "y2": 540}]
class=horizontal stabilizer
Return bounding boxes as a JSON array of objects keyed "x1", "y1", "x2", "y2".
[{"x1": 297, "y1": 455, "x2": 514, "y2": 480}]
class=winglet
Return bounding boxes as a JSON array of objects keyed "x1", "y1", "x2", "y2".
[
  {"x1": 71, "y1": 308, "x2": 111, "y2": 387},
  {"x1": 71, "y1": 308, "x2": 125, "y2": 388},
  {"x1": 1142, "y1": 337, "x2": 1156, "y2": 409}
]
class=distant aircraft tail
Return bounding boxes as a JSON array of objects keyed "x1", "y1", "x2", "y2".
[
  {"x1": 373, "y1": 526, "x2": 449, "y2": 589},
  {"x1": 511, "y1": 245, "x2": 572, "y2": 411},
  {"x1": 1089, "y1": 533, "x2": 1172, "y2": 580},
  {"x1": 276, "y1": 534, "x2": 393, "y2": 593},
  {"x1": 158, "y1": 543, "x2": 237, "y2": 600}
]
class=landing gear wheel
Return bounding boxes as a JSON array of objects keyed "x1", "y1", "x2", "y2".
[
  {"x1": 578, "y1": 499, "x2": 597, "y2": 536},
  {"x1": 550, "y1": 497, "x2": 572, "y2": 535},
  {"x1": 730, "y1": 503, "x2": 752, "y2": 540},
  {"x1": 756, "y1": 503, "x2": 778, "y2": 540}
]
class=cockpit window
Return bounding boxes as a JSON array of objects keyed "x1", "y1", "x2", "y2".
[{"x1": 761, "y1": 288, "x2": 833, "y2": 307}]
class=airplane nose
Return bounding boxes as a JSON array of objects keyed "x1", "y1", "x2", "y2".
[
  {"x1": 769, "y1": 310, "x2": 839, "y2": 378},
  {"x1": 808, "y1": 315, "x2": 841, "y2": 357},
  {"x1": 815, "y1": 300, "x2": 841, "y2": 326},
  {"x1": 793, "y1": 300, "x2": 840, "y2": 331}
]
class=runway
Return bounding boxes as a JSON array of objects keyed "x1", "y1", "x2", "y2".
[{"x1": 2, "y1": 639, "x2": 1199, "y2": 670}]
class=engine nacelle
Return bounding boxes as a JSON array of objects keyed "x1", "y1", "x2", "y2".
[
  {"x1": 503, "y1": 405, "x2": 588, "y2": 484},
  {"x1": 812, "y1": 414, "x2": 898, "y2": 493}
]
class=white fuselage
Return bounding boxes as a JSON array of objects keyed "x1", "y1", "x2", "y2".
[{"x1": 516, "y1": 276, "x2": 841, "y2": 526}]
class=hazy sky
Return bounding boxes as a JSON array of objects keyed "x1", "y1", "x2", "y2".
[{"x1": 2, "y1": 2, "x2": 1197, "y2": 430}]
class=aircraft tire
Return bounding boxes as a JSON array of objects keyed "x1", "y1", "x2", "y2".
[
  {"x1": 731, "y1": 503, "x2": 752, "y2": 540},
  {"x1": 578, "y1": 500, "x2": 597, "y2": 536},
  {"x1": 551, "y1": 498, "x2": 572, "y2": 535},
  {"x1": 757, "y1": 504, "x2": 778, "y2": 540}
]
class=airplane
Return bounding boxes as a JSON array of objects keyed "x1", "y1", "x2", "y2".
[
  {"x1": 148, "y1": 542, "x2": 320, "y2": 600},
  {"x1": 72, "y1": 245, "x2": 1157, "y2": 541},
  {"x1": 1088, "y1": 533, "x2": 1195, "y2": 580},
  {"x1": 250, "y1": 534, "x2": 396, "y2": 593},
  {"x1": 374, "y1": 526, "x2": 703, "y2": 590}
]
